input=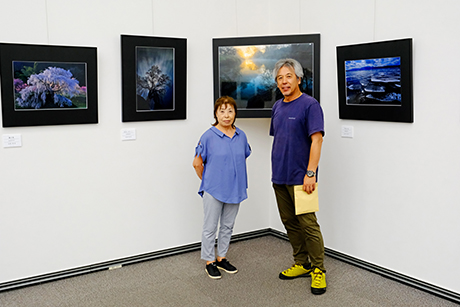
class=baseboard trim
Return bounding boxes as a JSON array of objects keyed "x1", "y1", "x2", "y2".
[
  {"x1": 0, "y1": 240, "x2": 202, "y2": 292},
  {"x1": 1, "y1": 228, "x2": 459, "y2": 304},
  {"x1": 265, "y1": 228, "x2": 460, "y2": 304},
  {"x1": 323, "y1": 247, "x2": 460, "y2": 304}
]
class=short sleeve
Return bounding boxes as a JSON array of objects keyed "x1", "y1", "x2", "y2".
[
  {"x1": 306, "y1": 102, "x2": 325, "y2": 137},
  {"x1": 245, "y1": 142, "x2": 252, "y2": 158},
  {"x1": 269, "y1": 102, "x2": 278, "y2": 136},
  {"x1": 269, "y1": 118, "x2": 274, "y2": 136},
  {"x1": 195, "y1": 139, "x2": 207, "y2": 162}
]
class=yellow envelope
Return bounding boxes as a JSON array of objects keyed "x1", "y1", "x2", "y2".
[{"x1": 294, "y1": 183, "x2": 319, "y2": 215}]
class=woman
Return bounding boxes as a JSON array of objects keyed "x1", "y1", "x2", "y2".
[{"x1": 193, "y1": 96, "x2": 251, "y2": 279}]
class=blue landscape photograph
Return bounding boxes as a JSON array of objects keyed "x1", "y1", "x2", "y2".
[
  {"x1": 345, "y1": 57, "x2": 401, "y2": 106},
  {"x1": 218, "y1": 43, "x2": 314, "y2": 109},
  {"x1": 136, "y1": 47, "x2": 174, "y2": 111}
]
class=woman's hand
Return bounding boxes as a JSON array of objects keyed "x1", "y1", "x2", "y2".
[{"x1": 192, "y1": 155, "x2": 204, "y2": 180}]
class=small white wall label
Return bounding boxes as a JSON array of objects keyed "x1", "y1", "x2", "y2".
[
  {"x1": 3, "y1": 134, "x2": 22, "y2": 148},
  {"x1": 341, "y1": 125, "x2": 354, "y2": 138},
  {"x1": 121, "y1": 128, "x2": 136, "y2": 141}
]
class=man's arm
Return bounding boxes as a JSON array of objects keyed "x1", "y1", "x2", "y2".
[{"x1": 303, "y1": 132, "x2": 323, "y2": 194}]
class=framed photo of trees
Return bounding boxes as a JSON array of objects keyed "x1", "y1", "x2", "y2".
[
  {"x1": 121, "y1": 35, "x2": 187, "y2": 122},
  {"x1": 213, "y1": 34, "x2": 320, "y2": 118},
  {"x1": 0, "y1": 43, "x2": 98, "y2": 127}
]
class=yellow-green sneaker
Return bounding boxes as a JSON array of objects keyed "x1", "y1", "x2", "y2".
[
  {"x1": 279, "y1": 263, "x2": 312, "y2": 280},
  {"x1": 310, "y1": 267, "x2": 326, "y2": 295}
]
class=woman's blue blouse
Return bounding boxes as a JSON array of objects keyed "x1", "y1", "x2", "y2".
[{"x1": 195, "y1": 126, "x2": 251, "y2": 204}]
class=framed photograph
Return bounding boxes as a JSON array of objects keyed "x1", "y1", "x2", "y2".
[
  {"x1": 0, "y1": 43, "x2": 98, "y2": 127},
  {"x1": 336, "y1": 38, "x2": 413, "y2": 123},
  {"x1": 213, "y1": 34, "x2": 320, "y2": 118},
  {"x1": 121, "y1": 35, "x2": 186, "y2": 122}
]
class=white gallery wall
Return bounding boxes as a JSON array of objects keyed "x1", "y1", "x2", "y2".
[{"x1": 0, "y1": 0, "x2": 459, "y2": 294}]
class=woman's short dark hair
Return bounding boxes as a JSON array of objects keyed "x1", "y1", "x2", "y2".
[{"x1": 212, "y1": 96, "x2": 238, "y2": 128}]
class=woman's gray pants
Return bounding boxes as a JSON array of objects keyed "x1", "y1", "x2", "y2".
[{"x1": 201, "y1": 192, "x2": 240, "y2": 262}]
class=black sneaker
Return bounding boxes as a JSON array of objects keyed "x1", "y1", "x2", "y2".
[
  {"x1": 205, "y1": 262, "x2": 222, "y2": 279},
  {"x1": 216, "y1": 258, "x2": 238, "y2": 274}
]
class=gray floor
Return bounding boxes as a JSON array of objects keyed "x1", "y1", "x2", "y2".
[{"x1": 0, "y1": 236, "x2": 458, "y2": 306}]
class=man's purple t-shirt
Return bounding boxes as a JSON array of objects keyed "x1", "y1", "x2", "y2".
[{"x1": 270, "y1": 93, "x2": 325, "y2": 185}]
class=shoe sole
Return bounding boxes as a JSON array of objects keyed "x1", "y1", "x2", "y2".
[
  {"x1": 216, "y1": 267, "x2": 238, "y2": 274},
  {"x1": 279, "y1": 272, "x2": 311, "y2": 280},
  {"x1": 205, "y1": 268, "x2": 221, "y2": 279},
  {"x1": 311, "y1": 287, "x2": 326, "y2": 295}
]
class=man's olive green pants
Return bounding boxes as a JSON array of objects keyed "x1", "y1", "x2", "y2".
[{"x1": 273, "y1": 183, "x2": 326, "y2": 272}]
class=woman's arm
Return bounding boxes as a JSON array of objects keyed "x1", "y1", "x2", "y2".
[{"x1": 192, "y1": 154, "x2": 204, "y2": 180}]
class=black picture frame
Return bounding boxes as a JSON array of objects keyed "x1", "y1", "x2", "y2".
[
  {"x1": 336, "y1": 38, "x2": 413, "y2": 123},
  {"x1": 213, "y1": 34, "x2": 320, "y2": 118},
  {"x1": 121, "y1": 35, "x2": 187, "y2": 122},
  {"x1": 0, "y1": 43, "x2": 98, "y2": 128}
]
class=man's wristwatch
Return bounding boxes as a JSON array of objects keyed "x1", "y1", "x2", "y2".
[{"x1": 306, "y1": 170, "x2": 316, "y2": 178}]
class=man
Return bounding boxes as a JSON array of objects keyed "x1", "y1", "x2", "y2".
[{"x1": 269, "y1": 58, "x2": 326, "y2": 295}]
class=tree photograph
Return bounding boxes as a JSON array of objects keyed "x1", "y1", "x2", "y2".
[
  {"x1": 136, "y1": 47, "x2": 174, "y2": 111},
  {"x1": 13, "y1": 61, "x2": 87, "y2": 110}
]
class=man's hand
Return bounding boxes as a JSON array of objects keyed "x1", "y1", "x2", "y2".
[
  {"x1": 192, "y1": 155, "x2": 204, "y2": 180},
  {"x1": 303, "y1": 175, "x2": 316, "y2": 194}
]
